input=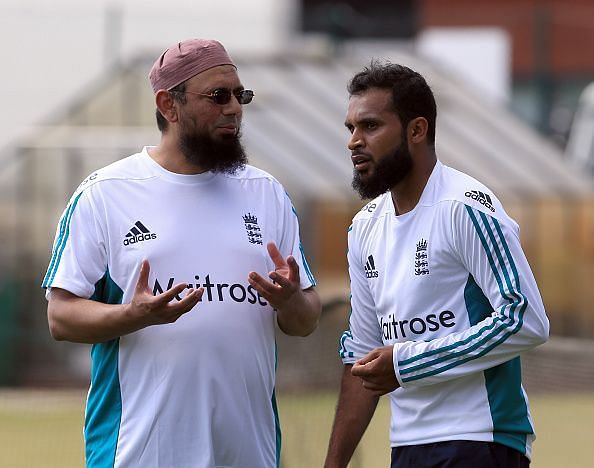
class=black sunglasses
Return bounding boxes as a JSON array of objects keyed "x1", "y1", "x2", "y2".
[{"x1": 183, "y1": 88, "x2": 254, "y2": 105}]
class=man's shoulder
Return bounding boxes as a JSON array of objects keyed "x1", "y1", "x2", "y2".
[
  {"x1": 224, "y1": 164, "x2": 285, "y2": 190},
  {"x1": 352, "y1": 193, "x2": 391, "y2": 223},
  {"x1": 73, "y1": 151, "x2": 153, "y2": 195},
  {"x1": 226, "y1": 164, "x2": 276, "y2": 181},
  {"x1": 436, "y1": 164, "x2": 502, "y2": 216}
]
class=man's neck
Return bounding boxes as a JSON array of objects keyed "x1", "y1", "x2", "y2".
[
  {"x1": 148, "y1": 138, "x2": 206, "y2": 175},
  {"x1": 390, "y1": 157, "x2": 437, "y2": 215}
]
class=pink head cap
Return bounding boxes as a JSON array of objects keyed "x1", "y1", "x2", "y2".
[{"x1": 149, "y1": 39, "x2": 236, "y2": 93}]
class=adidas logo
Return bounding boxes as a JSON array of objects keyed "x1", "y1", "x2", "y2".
[
  {"x1": 465, "y1": 190, "x2": 495, "y2": 212},
  {"x1": 123, "y1": 221, "x2": 157, "y2": 246},
  {"x1": 365, "y1": 255, "x2": 379, "y2": 278}
]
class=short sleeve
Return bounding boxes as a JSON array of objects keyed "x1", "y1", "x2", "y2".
[
  {"x1": 42, "y1": 188, "x2": 107, "y2": 299},
  {"x1": 275, "y1": 188, "x2": 316, "y2": 290}
]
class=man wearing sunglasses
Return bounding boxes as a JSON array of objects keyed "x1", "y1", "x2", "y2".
[{"x1": 43, "y1": 38, "x2": 321, "y2": 468}]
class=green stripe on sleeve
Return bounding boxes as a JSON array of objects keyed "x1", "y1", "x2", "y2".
[
  {"x1": 299, "y1": 243, "x2": 316, "y2": 286},
  {"x1": 42, "y1": 192, "x2": 83, "y2": 287}
]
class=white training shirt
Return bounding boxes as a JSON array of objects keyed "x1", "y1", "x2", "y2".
[
  {"x1": 42, "y1": 147, "x2": 316, "y2": 468},
  {"x1": 340, "y1": 161, "x2": 549, "y2": 459}
]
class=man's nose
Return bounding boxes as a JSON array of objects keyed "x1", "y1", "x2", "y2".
[
  {"x1": 348, "y1": 129, "x2": 363, "y2": 151},
  {"x1": 222, "y1": 95, "x2": 243, "y2": 116}
]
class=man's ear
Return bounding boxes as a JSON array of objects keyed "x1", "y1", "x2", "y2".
[
  {"x1": 408, "y1": 117, "x2": 428, "y2": 144},
  {"x1": 155, "y1": 90, "x2": 179, "y2": 124}
]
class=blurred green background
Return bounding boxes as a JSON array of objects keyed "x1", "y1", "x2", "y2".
[{"x1": 1, "y1": 389, "x2": 593, "y2": 467}]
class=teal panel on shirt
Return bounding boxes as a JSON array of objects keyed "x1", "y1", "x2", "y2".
[
  {"x1": 273, "y1": 341, "x2": 281, "y2": 468},
  {"x1": 464, "y1": 274, "x2": 532, "y2": 455},
  {"x1": 85, "y1": 270, "x2": 123, "y2": 468}
]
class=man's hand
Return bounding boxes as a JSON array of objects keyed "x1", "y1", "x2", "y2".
[
  {"x1": 247, "y1": 242, "x2": 300, "y2": 310},
  {"x1": 127, "y1": 259, "x2": 203, "y2": 326},
  {"x1": 351, "y1": 345, "x2": 400, "y2": 396},
  {"x1": 247, "y1": 242, "x2": 321, "y2": 336},
  {"x1": 47, "y1": 259, "x2": 204, "y2": 343}
]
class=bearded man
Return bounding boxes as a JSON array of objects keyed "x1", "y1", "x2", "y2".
[
  {"x1": 325, "y1": 61, "x2": 549, "y2": 468},
  {"x1": 42, "y1": 38, "x2": 321, "y2": 468}
]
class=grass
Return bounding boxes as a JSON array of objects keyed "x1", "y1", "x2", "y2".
[
  {"x1": 0, "y1": 389, "x2": 592, "y2": 467},
  {"x1": 279, "y1": 391, "x2": 594, "y2": 467},
  {"x1": 278, "y1": 391, "x2": 391, "y2": 467},
  {"x1": 0, "y1": 389, "x2": 86, "y2": 467}
]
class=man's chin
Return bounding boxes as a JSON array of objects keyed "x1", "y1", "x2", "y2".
[
  {"x1": 211, "y1": 133, "x2": 234, "y2": 143},
  {"x1": 355, "y1": 169, "x2": 373, "y2": 182},
  {"x1": 352, "y1": 175, "x2": 387, "y2": 200},
  {"x1": 179, "y1": 128, "x2": 247, "y2": 174}
]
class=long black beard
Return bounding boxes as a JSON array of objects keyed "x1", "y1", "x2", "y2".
[
  {"x1": 352, "y1": 141, "x2": 413, "y2": 199},
  {"x1": 179, "y1": 127, "x2": 248, "y2": 175}
]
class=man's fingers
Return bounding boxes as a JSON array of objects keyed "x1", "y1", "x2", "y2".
[
  {"x1": 286, "y1": 255, "x2": 300, "y2": 282},
  {"x1": 360, "y1": 380, "x2": 389, "y2": 396},
  {"x1": 351, "y1": 361, "x2": 373, "y2": 377},
  {"x1": 155, "y1": 282, "x2": 190, "y2": 305},
  {"x1": 175, "y1": 288, "x2": 204, "y2": 312},
  {"x1": 248, "y1": 271, "x2": 267, "y2": 288},
  {"x1": 266, "y1": 242, "x2": 287, "y2": 269},
  {"x1": 355, "y1": 350, "x2": 379, "y2": 367},
  {"x1": 160, "y1": 288, "x2": 203, "y2": 323},
  {"x1": 136, "y1": 259, "x2": 150, "y2": 292},
  {"x1": 268, "y1": 271, "x2": 291, "y2": 289},
  {"x1": 355, "y1": 372, "x2": 379, "y2": 390},
  {"x1": 355, "y1": 371, "x2": 388, "y2": 392},
  {"x1": 351, "y1": 351, "x2": 383, "y2": 376},
  {"x1": 361, "y1": 379, "x2": 378, "y2": 390},
  {"x1": 249, "y1": 271, "x2": 278, "y2": 295}
]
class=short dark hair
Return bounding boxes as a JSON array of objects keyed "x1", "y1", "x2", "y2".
[
  {"x1": 155, "y1": 82, "x2": 188, "y2": 132},
  {"x1": 348, "y1": 61, "x2": 437, "y2": 145}
]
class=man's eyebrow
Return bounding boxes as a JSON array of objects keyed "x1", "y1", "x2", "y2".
[{"x1": 355, "y1": 117, "x2": 380, "y2": 125}]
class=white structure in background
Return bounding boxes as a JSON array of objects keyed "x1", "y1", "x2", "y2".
[
  {"x1": 0, "y1": 2, "x2": 512, "y2": 152},
  {"x1": 0, "y1": 0, "x2": 297, "y2": 150},
  {"x1": 417, "y1": 27, "x2": 511, "y2": 104},
  {"x1": 1, "y1": 0, "x2": 581, "y2": 162},
  {"x1": 565, "y1": 81, "x2": 594, "y2": 177}
]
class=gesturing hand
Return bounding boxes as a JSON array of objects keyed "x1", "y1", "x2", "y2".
[
  {"x1": 128, "y1": 260, "x2": 203, "y2": 327},
  {"x1": 351, "y1": 345, "x2": 400, "y2": 396},
  {"x1": 247, "y1": 242, "x2": 301, "y2": 310}
]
